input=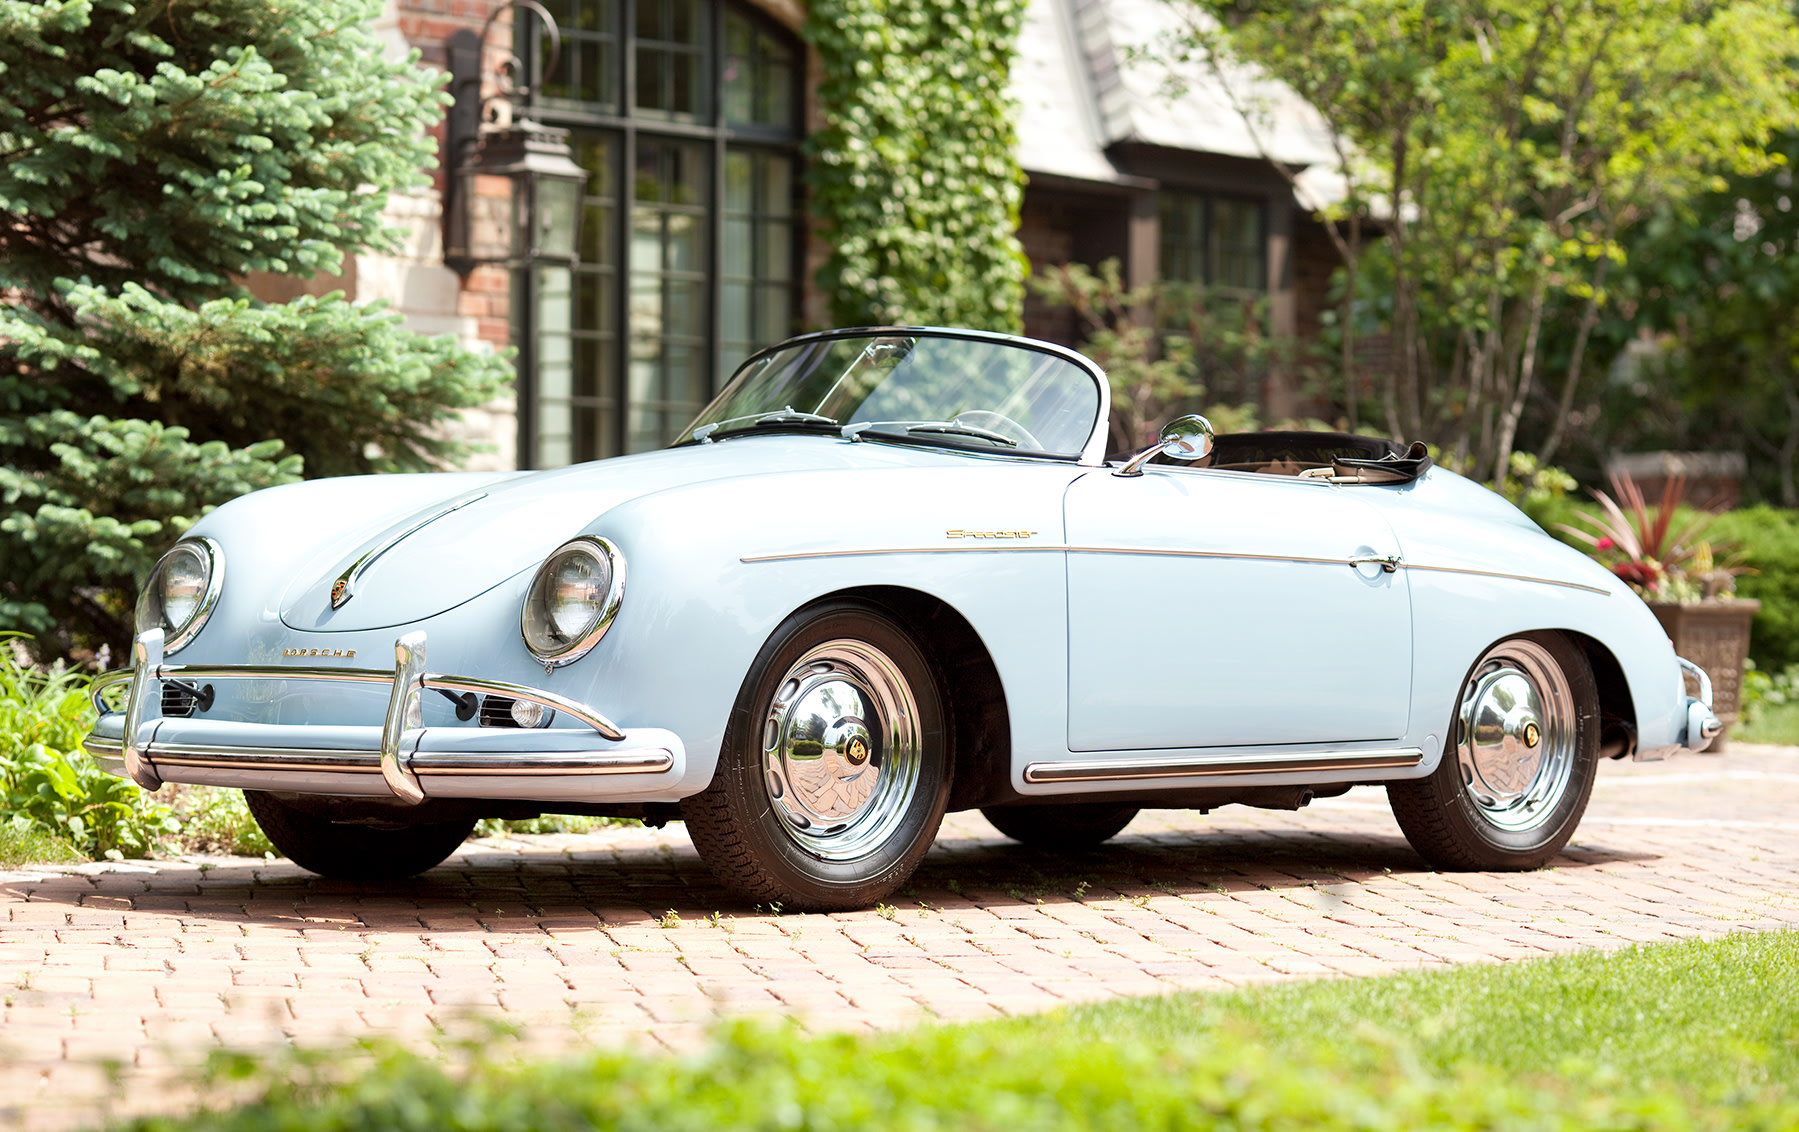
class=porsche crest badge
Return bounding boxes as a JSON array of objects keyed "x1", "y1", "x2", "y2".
[{"x1": 330, "y1": 578, "x2": 350, "y2": 608}]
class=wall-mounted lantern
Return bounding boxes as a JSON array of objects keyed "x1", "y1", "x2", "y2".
[{"x1": 443, "y1": 2, "x2": 588, "y2": 275}]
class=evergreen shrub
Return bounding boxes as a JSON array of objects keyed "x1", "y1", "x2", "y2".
[{"x1": 0, "y1": 0, "x2": 511, "y2": 660}]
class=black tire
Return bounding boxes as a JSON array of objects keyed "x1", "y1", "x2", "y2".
[
  {"x1": 1388, "y1": 632, "x2": 1600, "y2": 870},
  {"x1": 243, "y1": 791, "x2": 475, "y2": 880},
  {"x1": 981, "y1": 802, "x2": 1139, "y2": 847},
  {"x1": 682, "y1": 600, "x2": 951, "y2": 911}
]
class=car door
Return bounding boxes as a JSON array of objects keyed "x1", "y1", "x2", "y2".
[{"x1": 1063, "y1": 466, "x2": 1412, "y2": 751}]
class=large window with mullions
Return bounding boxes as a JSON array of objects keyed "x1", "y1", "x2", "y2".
[{"x1": 519, "y1": 0, "x2": 801, "y2": 468}]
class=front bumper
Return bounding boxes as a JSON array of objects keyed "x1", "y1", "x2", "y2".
[{"x1": 83, "y1": 629, "x2": 683, "y2": 804}]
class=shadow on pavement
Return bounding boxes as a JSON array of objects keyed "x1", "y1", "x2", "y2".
[{"x1": 0, "y1": 817, "x2": 1654, "y2": 929}]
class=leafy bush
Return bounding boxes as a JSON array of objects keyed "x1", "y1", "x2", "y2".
[
  {"x1": 1492, "y1": 452, "x2": 1583, "y2": 534},
  {"x1": 166, "y1": 785, "x2": 275, "y2": 859},
  {"x1": 806, "y1": 0, "x2": 1028, "y2": 331},
  {"x1": 0, "y1": 637, "x2": 176, "y2": 858},
  {"x1": 1707, "y1": 506, "x2": 1799, "y2": 670},
  {"x1": 116, "y1": 932, "x2": 1799, "y2": 1132}
]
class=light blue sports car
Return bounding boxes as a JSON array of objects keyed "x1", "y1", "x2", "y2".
[{"x1": 86, "y1": 327, "x2": 1720, "y2": 909}]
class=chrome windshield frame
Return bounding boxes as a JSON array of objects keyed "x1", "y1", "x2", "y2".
[{"x1": 684, "y1": 326, "x2": 1113, "y2": 467}]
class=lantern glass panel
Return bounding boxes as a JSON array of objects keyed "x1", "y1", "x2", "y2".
[{"x1": 535, "y1": 172, "x2": 584, "y2": 262}]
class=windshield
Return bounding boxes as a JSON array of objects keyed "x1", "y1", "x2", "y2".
[{"x1": 681, "y1": 331, "x2": 1103, "y2": 458}]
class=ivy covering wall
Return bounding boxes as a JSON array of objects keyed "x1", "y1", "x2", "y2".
[{"x1": 806, "y1": 0, "x2": 1028, "y2": 332}]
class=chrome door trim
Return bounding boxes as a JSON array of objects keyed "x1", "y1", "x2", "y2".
[
  {"x1": 742, "y1": 544, "x2": 1374, "y2": 569},
  {"x1": 1023, "y1": 747, "x2": 1424, "y2": 784},
  {"x1": 739, "y1": 543, "x2": 1610, "y2": 595},
  {"x1": 1399, "y1": 562, "x2": 1611, "y2": 596}
]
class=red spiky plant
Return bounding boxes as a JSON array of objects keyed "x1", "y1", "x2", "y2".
[{"x1": 1559, "y1": 473, "x2": 1723, "y2": 597}]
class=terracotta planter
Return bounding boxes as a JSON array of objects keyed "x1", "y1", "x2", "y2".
[{"x1": 1646, "y1": 598, "x2": 1760, "y2": 750}]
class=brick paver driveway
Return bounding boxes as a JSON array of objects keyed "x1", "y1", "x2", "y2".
[{"x1": 3, "y1": 745, "x2": 1797, "y2": 1128}]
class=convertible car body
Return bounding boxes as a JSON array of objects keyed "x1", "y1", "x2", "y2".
[{"x1": 86, "y1": 327, "x2": 1721, "y2": 908}]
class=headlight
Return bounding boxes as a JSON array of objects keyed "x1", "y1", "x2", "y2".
[
  {"x1": 521, "y1": 537, "x2": 625, "y2": 666},
  {"x1": 135, "y1": 537, "x2": 224, "y2": 654}
]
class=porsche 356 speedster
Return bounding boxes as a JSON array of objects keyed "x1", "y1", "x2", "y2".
[{"x1": 85, "y1": 327, "x2": 1720, "y2": 909}]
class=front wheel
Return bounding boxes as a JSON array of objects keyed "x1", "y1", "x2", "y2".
[
  {"x1": 683, "y1": 601, "x2": 951, "y2": 910},
  {"x1": 1388, "y1": 632, "x2": 1599, "y2": 870}
]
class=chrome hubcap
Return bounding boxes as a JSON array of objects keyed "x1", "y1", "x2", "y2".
[
  {"x1": 1456, "y1": 640, "x2": 1575, "y2": 832},
  {"x1": 762, "y1": 639, "x2": 921, "y2": 861}
]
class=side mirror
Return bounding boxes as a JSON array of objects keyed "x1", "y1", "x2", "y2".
[{"x1": 1116, "y1": 414, "x2": 1215, "y2": 477}]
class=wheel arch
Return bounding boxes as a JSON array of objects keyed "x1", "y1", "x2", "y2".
[
  {"x1": 804, "y1": 585, "x2": 1013, "y2": 813},
  {"x1": 1562, "y1": 629, "x2": 1639, "y2": 758}
]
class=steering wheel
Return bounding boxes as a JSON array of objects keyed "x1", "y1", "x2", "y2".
[{"x1": 956, "y1": 409, "x2": 1044, "y2": 451}]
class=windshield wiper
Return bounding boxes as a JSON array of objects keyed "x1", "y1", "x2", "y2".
[
  {"x1": 850, "y1": 419, "x2": 1017, "y2": 448},
  {"x1": 690, "y1": 407, "x2": 840, "y2": 443}
]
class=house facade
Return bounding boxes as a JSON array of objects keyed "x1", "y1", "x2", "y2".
[{"x1": 344, "y1": 0, "x2": 1340, "y2": 471}]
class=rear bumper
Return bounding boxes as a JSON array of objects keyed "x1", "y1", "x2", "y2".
[
  {"x1": 83, "y1": 629, "x2": 683, "y2": 804},
  {"x1": 1636, "y1": 656, "x2": 1722, "y2": 760},
  {"x1": 1679, "y1": 656, "x2": 1723, "y2": 751}
]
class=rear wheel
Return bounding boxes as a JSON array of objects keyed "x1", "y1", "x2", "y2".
[
  {"x1": 982, "y1": 802, "x2": 1139, "y2": 847},
  {"x1": 1388, "y1": 632, "x2": 1599, "y2": 870},
  {"x1": 683, "y1": 601, "x2": 951, "y2": 910},
  {"x1": 243, "y1": 791, "x2": 475, "y2": 880}
]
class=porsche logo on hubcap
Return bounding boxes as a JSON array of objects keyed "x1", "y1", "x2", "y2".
[
  {"x1": 845, "y1": 737, "x2": 869, "y2": 766},
  {"x1": 1522, "y1": 722, "x2": 1541, "y2": 749}
]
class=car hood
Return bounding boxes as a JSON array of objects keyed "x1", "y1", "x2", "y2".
[{"x1": 278, "y1": 435, "x2": 997, "y2": 632}]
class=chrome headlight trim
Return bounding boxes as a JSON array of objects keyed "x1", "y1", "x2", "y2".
[
  {"x1": 520, "y1": 536, "x2": 626, "y2": 668},
  {"x1": 134, "y1": 537, "x2": 225, "y2": 655}
]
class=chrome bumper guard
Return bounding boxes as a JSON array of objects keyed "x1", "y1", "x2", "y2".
[
  {"x1": 86, "y1": 629, "x2": 674, "y2": 803},
  {"x1": 1679, "y1": 656, "x2": 1723, "y2": 751}
]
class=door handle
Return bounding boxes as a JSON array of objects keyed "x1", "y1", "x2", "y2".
[{"x1": 1347, "y1": 554, "x2": 1401, "y2": 573}]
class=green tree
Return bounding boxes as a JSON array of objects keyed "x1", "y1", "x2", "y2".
[
  {"x1": 1, "y1": 0, "x2": 511, "y2": 660},
  {"x1": 1178, "y1": 0, "x2": 1799, "y2": 480},
  {"x1": 1581, "y1": 128, "x2": 1799, "y2": 505},
  {"x1": 806, "y1": 0, "x2": 1029, "y2": 332}
]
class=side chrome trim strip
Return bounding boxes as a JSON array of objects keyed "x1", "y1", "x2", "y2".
[
  {"x1": 739, "y1": 543, "x2": 1611, "y2": 595},
  {"x1": 1023, "y1": 747, "x2": 1424, "y2": 784},
  {"x1": 152, "y1": 746, "x2": 385, "y2": 772},
  {"x1": 138, "y1": 745, "x2": 674, "y2": 777},
  {"x1": 411, "y1": 751, "x2": 674, "y2": 775},
  {"x1": 1398, "y1": 562, "x2": 1611, "y2": 596}
]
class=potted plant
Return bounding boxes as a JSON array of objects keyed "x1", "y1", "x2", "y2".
[{"x1": 1561, "y1": 473, "x2": 1756, "y2": 750}]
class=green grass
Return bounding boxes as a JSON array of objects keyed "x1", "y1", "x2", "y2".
[
  {"x1": 114, "y1": 931, "x2": 1799, "y2": 1131},
  {"x1": 0, "y1": 821, "x2": 85, "y2": 868},
  {"x1": 1058, "y1": 929, "x2": 1799, "y2": 1103},
  {"x1": 1734, "y1": 700, "x2": 1799, "y2": 745}
]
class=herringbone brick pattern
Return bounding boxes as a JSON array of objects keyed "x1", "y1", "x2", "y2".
[{"x1": 3, "y1": 746, "x2": 1796, "y2": 1129}]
